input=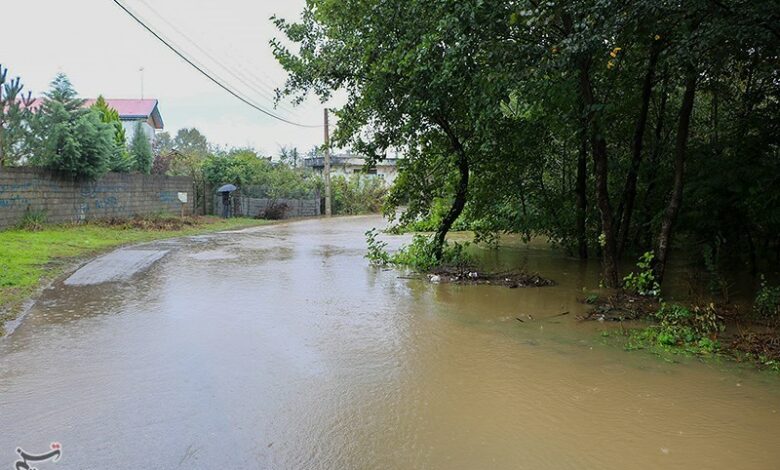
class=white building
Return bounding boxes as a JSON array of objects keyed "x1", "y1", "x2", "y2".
[
  {"x1": 28, "y1": 98, "x2": 164, "y2": 148},
  {"x1": 303, "y1": 153, "x2": 400, "y2": 186},
  {"x1": 83, "y1": 98, "x2": 164, "y2": 147}
]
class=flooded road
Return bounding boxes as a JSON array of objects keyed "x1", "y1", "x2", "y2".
[{"x1": 1, "y1": 216, "x2": 779, "y2": 469}]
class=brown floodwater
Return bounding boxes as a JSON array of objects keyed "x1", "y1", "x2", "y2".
[{"x1": 0, "y1": 215, "x2": 778, "y2": 469}]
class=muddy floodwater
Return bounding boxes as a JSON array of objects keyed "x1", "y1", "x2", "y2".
[{"x1": 1, "y1": 216, "x2": 778, "y2": 469}]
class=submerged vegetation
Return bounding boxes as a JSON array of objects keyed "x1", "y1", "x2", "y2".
[
  {"x1": 365, "y1": 229, "x2": 473, "y2": 272},
  {"x1": 626, "y1": 303, "x2": 724, "y2": 354},
  {"x1": 622, "y1": 251, "x2": 660, "y2": 297}
]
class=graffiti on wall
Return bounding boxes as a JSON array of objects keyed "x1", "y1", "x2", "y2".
[{"x1": 0, "y1": 170, "x2": 193, "y2": 228}]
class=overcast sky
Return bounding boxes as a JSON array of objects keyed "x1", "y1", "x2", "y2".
[{"x1": 4, "y1": 0, "x2": 332, "y2": 156}]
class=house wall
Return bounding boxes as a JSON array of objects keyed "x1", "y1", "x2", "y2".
[
  {"x1": 0, "y1": 167, "x2": 194, "y2": 229},
  {"x1": 337, "y1": 163, "x2": 399, "y2": 186},
  {"x1": 121, "y1": 119, "x2": 156, "y2": 147},
  {"x1": 312, "y1": 164, "x2": 399, "y2": 186}
]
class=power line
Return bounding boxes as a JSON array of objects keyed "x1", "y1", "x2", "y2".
[
  {"x1": 134, "y1": 0, "x2": 298, "y2": 117},
  {"x1": 112, "y1": 0, "x2": 321, "y2": 128}
]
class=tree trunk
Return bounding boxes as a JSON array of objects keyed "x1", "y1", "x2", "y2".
[
  {"x1": 433, "y1": 118, "x2": 470, "y2": 262},
  {"x1": 575, "y1": 103, "x2": 588, "y2": 259},
  {"x1": 578, "y1": 58, "x2": 619, "y2": 287},
  {"x1": 616, "y1": 41, "x2": 662, "y2": 258},
  {"x1": 654, "y1": 69, "x2": 697, "y2": 283},
  {"x1": 636, "y1": 70, "x2": 670, "y2": 248}
]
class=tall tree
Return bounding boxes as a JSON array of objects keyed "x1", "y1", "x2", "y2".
[
  {"x1": 153, "y1": 131, "x2": 174, "y2": 156},
  {"x1": 0, "y1": 64, "x2": 34, "y2": 166},
  {"x1": 92, "y1": 95, "x2": 132, "y2": 172},
  {"x1": 173, "y1": 127, "x2": 209, "y2": 156},
  {"x1": 654, "y1": 68, "x2": 697, "y2": 283},
  {"x1": 129, "y1": 121, "x2": 153, "y2": 174},
  {"x1": 273, "y1": 0, "x2": 521, "y2": 260},
  {"x1": 29, "y1": 74, "x2": 113, "y2": 179}
]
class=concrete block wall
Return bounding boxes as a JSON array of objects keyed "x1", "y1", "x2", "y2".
[{"x1": 0, "y1": 167, "x2": 194, "y2": 229}]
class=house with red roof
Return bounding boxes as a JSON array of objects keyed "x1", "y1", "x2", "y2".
[
  {"x1": 28, "y1": 98, "x2": 164, "y2": 147},
  {"x1": 85, "y1": 99, "x2": 164, "y2": 146}
]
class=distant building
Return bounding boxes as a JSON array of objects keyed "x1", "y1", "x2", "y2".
[
  {"x1": 303, "y1": 153, "x2": 400, "y2": 186},
  {"x1": 83, "y1": 99, "x2": 164, "y2": 147},
  {"x1": 28, "y1": 98, "x2": 164, "y2": 147}
]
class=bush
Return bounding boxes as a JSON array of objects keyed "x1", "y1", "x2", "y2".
[
  {"x1": 754, "y1": 276, "x2": 780, "y2": 324},
  {"x1": 629, "y1": 303, "x2": 725, "y2": 354},
  {"x1": 365, "y1": 231, "x2": 473, "y2": 272},
  {"x1": 17, "y1": 209, "x2": 47, "y2": 231},
  {"x1": 92, "y1": 96, "x2": 133, "y2": 173},
  {"x1": 260, "y1": 201, "x2": 289, "y2": 220},
  {"x1": 390, "y1": 235, "x2": 441, "y2": 271},
  {"x1": 623, "y1": 251, "x2": 660, "y2": 296},
  {"x1": 331, "y1": 175, "x2": 387, "y2": 215},
  {"x1": 365, "y1": 228, "x2": 391, "y2": 266}
]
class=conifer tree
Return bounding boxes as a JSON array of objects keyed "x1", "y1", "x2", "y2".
[
  {"x1": 30, "y1": 73, "x2": 113, "y2": 179},
  {"x1": 129, "y1": 121, "x2": 153, "y2": 174},
  {"x1": 92, "y1": 95, "x2": 132, "y2": 172}
]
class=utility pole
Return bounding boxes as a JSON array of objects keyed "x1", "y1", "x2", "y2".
[
  {"x1": 323, "y1": 108, "x2": 332, "y2": 216},
  {"x1": 139, "y1": 67, "x2": 145, "y2": 99}
]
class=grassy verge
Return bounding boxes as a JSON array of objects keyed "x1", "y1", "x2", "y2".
[{"x1": 0, "y1": 216, "x2": 269, "y2": 334}]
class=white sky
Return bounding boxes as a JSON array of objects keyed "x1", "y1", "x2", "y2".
[{"x1": 3, "y1": 0, "x2": 333, "y2": 156}]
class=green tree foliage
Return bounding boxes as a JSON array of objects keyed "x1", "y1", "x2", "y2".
[
  {"x1": 92, "y1": 95, "x2": 132, "y2": 172},
  {"x1": 202, "y1": 148, "x2": 270, "y2": 187},
  {"x1": 201, "y1": 147, "x2": 326, "y2": 202},
  {"x1": 44, "y1": 73, "x2": 83, "y2": 112},
  {"x1": 274, "y1": 0, "x2": 780, "y2": 283},
  {"x1": 0, "y1": 64, "x2": 35, "y2": 166},
  {"x1": 152, "y1": 131, "x2": 174, "y2": 156},
  {"x1": 279, "y1": 145, "x2": 301, "y2": 167},
  {"x1": 28, "y1": 74, "x2": 114, "y2": 180},
  {"x1": 272, "y1": 0, "x2": 522, "y2": 261},
  {"x1": 173, "y1": 127, "x2": 209, "y2": 157},
  {"x1": 331, "y1": 175, "x2": 386, "y2": 215},
  {"x1": 129, "y1": 121, "x2": 153, "y2": 174}
]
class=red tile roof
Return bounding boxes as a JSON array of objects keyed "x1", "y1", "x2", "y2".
[
  {"x1": 82, "y1": 99, "x2": 158, "y2": 118},
  {"x1": 26, "y1": 98, "x2": 164, "y2": 129}
]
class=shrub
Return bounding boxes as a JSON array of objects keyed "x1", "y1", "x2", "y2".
[
  {"x1": 331, "y1": 174, "x2": 387, "y2": 215},
  {"x1": 365, "y1": 228, "x2": 391, "y2": 266},
  {"x1": 92, "y1": 96, "x2": 132, "y2": 173},
  {"x1": 260, "y1": 201, "x2": 289, "y2": 220},
  {"x1": 17, "y1": 208, "x2": 47, "y2": 231},
  {"x1": 754, "y1": 276, "x2": 780, "y2": 324},
  {"x1": 629, "y1": 303, "x2": 725, "y2": 353},
  {"x1": 391, "y1": 234, "x2": 473, "y2": 271},
  {"x1": 364, "y1": 230, "x2": 473, "y2": 272},
  {"x1": 623, "y1": 251, "x2": 660, "y2": 296}
]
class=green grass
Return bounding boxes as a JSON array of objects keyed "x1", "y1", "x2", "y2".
[{"x1": 0, "y1": 216, "x2": 269, "y2": 333}]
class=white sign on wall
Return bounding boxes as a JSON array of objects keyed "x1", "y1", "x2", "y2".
[{"x1": 177, "y1": 192, "x2": 188, "y2": 203}]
